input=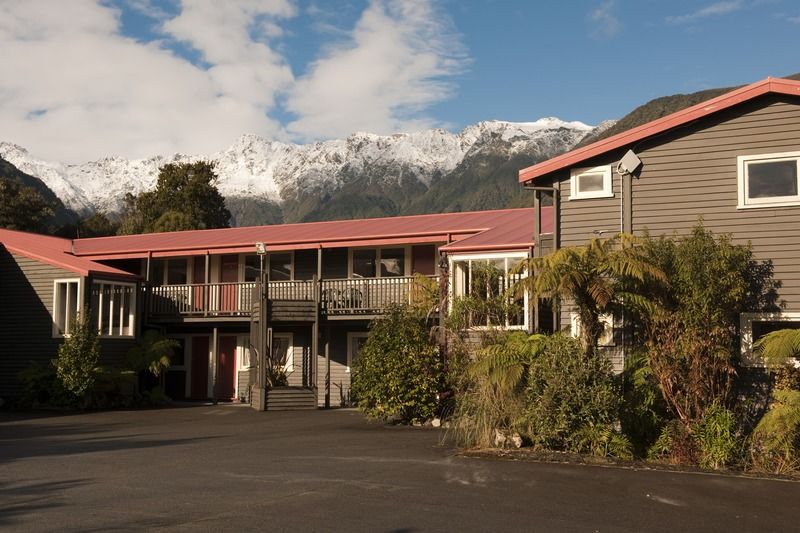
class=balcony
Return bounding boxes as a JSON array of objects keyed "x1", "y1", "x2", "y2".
[{"x1": 146, "y1": 276, "x2": 437, "y2": 321}]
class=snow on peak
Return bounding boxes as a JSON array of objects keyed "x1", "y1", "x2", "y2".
[{"x1": 1, "y1": 118, "x2": 598, "y2": 214}]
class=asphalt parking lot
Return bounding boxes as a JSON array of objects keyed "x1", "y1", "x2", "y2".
[{"x1": 1, "y1": 405, "x2": 799, "y2": 532}]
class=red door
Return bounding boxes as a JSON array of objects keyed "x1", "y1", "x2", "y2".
[
  {"x1": 217, "y1": 336, "x2": 237, "y2": 401},
  {"x1": 193, "y1": 256, "x2": 206, "y2": 312},
  {"x1": 190, "y1": 336, "x2": 210, "y2": 400},
  {"x1": 220, "y1": 255, "x2": 239, "y2": 312}
]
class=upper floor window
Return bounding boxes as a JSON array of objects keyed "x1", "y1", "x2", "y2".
[
  {"x1": 53, "y1": 279, "x2": 81, "y2": 337},
  {"x1": 91, "y1": 281, "x2": 136, "y2": 337},
  {"x1": 738, "y1": 152, "x2": 800, "y2": 208},
  {"x1": 570, "y1": 165, "x2": 613, "y2": 200},
  {"x1": 350, "y1": 248, "x2": 406, "y2": 278}
]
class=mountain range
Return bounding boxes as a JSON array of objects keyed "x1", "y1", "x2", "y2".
[
  {"x1": 0, "y1": 118, "x2": 602, "y2": 227},
  {"x1": 7, "y1": 75, "x2": 798, "y2": 229}
]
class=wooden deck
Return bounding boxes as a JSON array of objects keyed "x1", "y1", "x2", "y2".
[{"x1": 146, "y1": 276, "x2": 436, "y2": 322}]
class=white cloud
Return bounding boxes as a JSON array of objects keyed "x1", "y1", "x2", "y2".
[
  {"x1": 285, "y1": 0, "x2": 469, "y2": 141},
  {"x1": 0, "y1": 0, "x2": 295, "y2": 163},
  {"x1": 589, "y1": 0, "x2": 621, "y2": 39},
  {"x1": 0, "y1": 0, "x2": 470, "y2": 163},
  {"x1": 666, "y1": 0, "x2": 744, "y2": 24}
]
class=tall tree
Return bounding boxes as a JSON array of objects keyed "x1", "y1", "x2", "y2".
[
  {"x1": 118, "y1": 161, "x2": 231, "y2": 235},
  {"x1": 0, "y1": 178, "x2": 55, "y2": 232}
]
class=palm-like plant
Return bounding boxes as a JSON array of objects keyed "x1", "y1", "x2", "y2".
[
  {"x1": 126, "y1": 330, "x2": 180, "y2": 388},
  {"x1": 754, "y1": 328, "x2": 800, "y2": 369},
  {"x1": 514, "y1": 234, "x2": 665, "y2": 354}
]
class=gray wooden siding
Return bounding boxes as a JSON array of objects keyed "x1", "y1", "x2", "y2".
[
  {"x1": 630, "y1": 95, "x2": 800, "y2": 310},
  {"x1": 0, "y1": 251, "x2": 140, "y2": 397},
  {"x1": 316, "y1": 324, "x2": 369, "y2": 407},
  {"x1": 542, "y1": 94, "x2": 800, "y2": 370},
  {"x1": 0, "y1": 251, "x2": 71, "y2": 397}
]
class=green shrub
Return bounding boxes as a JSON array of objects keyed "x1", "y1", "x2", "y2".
[
  {"x1": 351, "y1": 306, "x2": 442, "y2": 423},
  {"x1": 620, "y1": 350, "x2": 667, "y2": 457},
  {"x1": 694, "y1": 402, "x2": 739, "y2": 469},
  {"x1": 648, "y1": 420, "x2": 699, "y2": 464},
  {"x1": 449, "y1": 332, "x2": 544, "y2": 448},
  {"x1": 522, "y1": 334, "x2": 620, "y2": 450},
  {"x1": 570, "y1": 422, "x2": 633, "y2": 460},
  {"x1": 54, "y1": 310, "x2": 101, "y2": 398},
  {"x1": 749, "y1": 388, "x2": 800, "y2": 474},
  {"x1": 18, "y1": 361, "x2": 75, "y2": 408}
]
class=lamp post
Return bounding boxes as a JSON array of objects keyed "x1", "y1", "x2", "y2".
[{"x1": 252, "y1": 242, "x2": 268, "y2": 411}]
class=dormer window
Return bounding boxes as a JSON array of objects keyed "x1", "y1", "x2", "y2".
[
  {"x1": 570, "y1": 165, "x2": 613, "y2": 200},
  {"x1": 738, "y1": 152, "x2": 800, "y2": 208}
]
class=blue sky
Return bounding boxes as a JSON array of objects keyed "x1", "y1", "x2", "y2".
[{"x1": 1, "y1": 0, "x2": 798, "y2": 162}]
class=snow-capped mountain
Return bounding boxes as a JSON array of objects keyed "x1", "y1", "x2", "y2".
[{"x1": 0, "y1": 117, "x2": 604, "y2": 225}]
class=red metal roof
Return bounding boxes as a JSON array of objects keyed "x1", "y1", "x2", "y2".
[
  {"x1": 441, "y1": 207, "x2": 552, "y2": 253},
  {"x1": 518, "y1": 77, "x2": 800, "y2": 184},
  {"x1": 0, "y1": 229, "x2": 136, "y2": 279},
  {"x1": 73, "y1": 208, "x2": 538, "y2": 259}
]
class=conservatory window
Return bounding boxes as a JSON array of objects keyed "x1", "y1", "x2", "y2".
[
  {"x1": 450, "y1": 253, "x2": 527, "y2": 328},
  {"x1": 91, "y1": 281, "x2": 136, "y2": 337}
]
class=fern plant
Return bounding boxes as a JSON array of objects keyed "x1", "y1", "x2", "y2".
[{"x1": 749, "y1": 388, "x2": 800, "y2": 473}]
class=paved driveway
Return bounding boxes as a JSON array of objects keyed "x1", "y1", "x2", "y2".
[{"x1": 1, "y1": 406, "x2": 798, "y2": 532}]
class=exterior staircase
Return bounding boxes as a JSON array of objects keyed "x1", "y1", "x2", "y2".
[{"x1": 265, "y1": 386, "x2": 317, "y2": 410}]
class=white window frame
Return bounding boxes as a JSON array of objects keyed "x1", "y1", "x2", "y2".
[
  {"x1": 348, "y1": 246, "x2": 411, "y2": 279},
  {"x1": 347, "y1": 331, "x2": 370, "y2": 373},
  {"x1": 740, "y1": 312, "x2": 800, "y2": 366},
  {"x1": 93, "y1": 280, "x2": 137, "y2": 338},
  {"x1": 570, "y1": 165, "x2": 613, "y2": 200},
  {"x1": 52, "y1": 278, "x2": 82, "y2": 338},
  {"x1": 448, "y1": 251, "x2": 529, "y2": 330},
  {"x1": 570, "y1": 312, "x2": 615, "y2": 347},
  {"x1": 737, "y1": 151, "x2": 800, "y2": 209}
]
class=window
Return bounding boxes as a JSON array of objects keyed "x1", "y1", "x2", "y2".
[
  {"x1": 167, "y1": 258, "x2": 188, "y2": 285},
  {"x1": 738, "y1": 152, "x2": 800, "y2": 208},
  {"x1": 243, "y1": 255, "x2": 261, "y2": 282},
  {"x1": 450, "y1": 253, "x2": 528, "y2": 329},
  {"x1": 570, "y1": 312, "x2": 615, "y2": 347},
  {"x1": 570, "y1": 165, "x2": 613, "y2": 200},
  {"x1": 352, "y1": 249, "x2": 376, "y2": 278},
  {"x1": 350, "y1": 248, "x2": 408, "y2": 278},
  {"x1": 53, "y1": 279, "x2": 81, "y2": 337},
  {"x1": 269, "y1": 252, "x2": 293, "y2": 281},
  {"x1": 347, "y1": 332, "x2": 369, "y2": 372},
  {"x1": 740, "y1": 312, "x2": 800, "y2": 365},
  {"x1": 90, "y1": 281, "x2": 136, "y2": 337},
  {"x1": 380, "y1": 248, "x2": 405, "y2": 277}
]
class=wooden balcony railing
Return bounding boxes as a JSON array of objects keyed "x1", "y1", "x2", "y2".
[
  {"x1": 320, "y1": 276, "x2": 436, "y2": 315},
  {"x1": 147, "y1": 276, "x2": 437, "y2": 319}
]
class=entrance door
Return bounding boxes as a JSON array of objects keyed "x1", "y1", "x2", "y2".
[
  {"x1": 217, "y1": 335, "x2": 238, "y2": 401},
  {"x1": 220, "y1": 255, "x2": 239, "y2": 312},
  {"x1": 190, "y1": 336, "x2": 210, "y2": 400}
]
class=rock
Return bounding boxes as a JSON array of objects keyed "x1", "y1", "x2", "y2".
[
  {"x1": 494, "y1": 428, "x2": 523, "y2": 449},
  {"x1": 493, "y1": 428, "x2": 507, "y2": 448},
  {"x1": 412, "y1": 421, "x2": 423, "y2": 427},
  {"x1": 431, "y1": 418, "x2": 442, "y2": 428},
  {"x1": 423, "y1": 419, "x2": 433, "y2": 427}
]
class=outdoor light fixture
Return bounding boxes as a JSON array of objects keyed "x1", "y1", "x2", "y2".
[{"x1": 255, "y1": 241, "x2": 267, "y2": 255}]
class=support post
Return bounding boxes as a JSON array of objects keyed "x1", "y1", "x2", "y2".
[
  {"x1": 211, "y1": 326, "x2": 219, "y2": 405},
  {"x1": 438, "y1": 251, "x2": 449, "y2": 363},
  {"x1": 324, "y1": 324, "x2": 330, "y2": 409}
]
